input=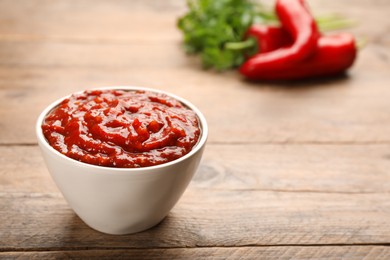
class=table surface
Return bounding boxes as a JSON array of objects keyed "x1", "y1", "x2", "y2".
[{"x1": 1, "y1": 0, "x2": 390, "y2": 259}]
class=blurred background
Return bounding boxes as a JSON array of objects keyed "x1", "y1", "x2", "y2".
[{"x1": 0, "y1": 0, "x2": 389, "y2": 146}]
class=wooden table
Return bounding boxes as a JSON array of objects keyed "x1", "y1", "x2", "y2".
[{"x1": 1, "y1": 0, "x2": 390, "y2": 258}]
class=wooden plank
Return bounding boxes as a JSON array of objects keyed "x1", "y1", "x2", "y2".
[
  {"x1": 0, "y1": 0, "x2": 184, "y2": 42},
  {"x1": 1, "y1": 246, "x2": 390, "y2": 259},
  {"x1": 195, "y1": 144, "x2": 390, "y2": 193},
  {"x1": 0, "y1": 1, "x2": 389, "y2": 145},
  {"x1": 0, "y1": 41, "x2": 188, "y2": 68},
  {"x1": 0, "y1": 0, "x2": 388, "y2": 45},
  {"x1": 1, "y1": 56, "x2": 390, "y2": 145},
  {"x1": 1, "y1": 145, "x2": 390, "y2": 194},
  {"x1": 0, "y1": 146, "x2": 58, "y2": 193},
  {"x1": 1, "y1": 191, "x2": 389, "y2": 249}
]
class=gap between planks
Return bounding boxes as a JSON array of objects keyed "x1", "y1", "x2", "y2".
[
  {"x1": 1, "y1": 244, "x2": 390, "y2": 253},
  {"x1": 1, "y1": 187, "x2": 390, "y2": 199}
]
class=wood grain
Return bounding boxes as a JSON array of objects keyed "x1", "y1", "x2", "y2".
[
  {"x1": 1, "y1": 61, "x2": 390, "y2": 145},
  {"x1": 0, "y1": 1, "x2": 389, "y2": 145},
  {"x1": 1, "y1": 145, "x2": 390, "y2": 194},
  {"x1": 1, "y1": 0, "x2": 390, "y2": 258},
  {"x1": 1, "y1": 246, "x2": 390, "y2": 259},
  {"x1": 1, "y1": 191, "x2": 389, "y2": 249},
  {"x1": 0, "y1": 0, "x2": 388, "y2": 45},
  {"x1": 0, "y1": 0, "x2": 184, "y2": 42}
]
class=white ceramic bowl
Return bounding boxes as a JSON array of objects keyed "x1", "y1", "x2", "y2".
[{"x1": 36, "y1": 86, "x2": 208, "y2": 235}]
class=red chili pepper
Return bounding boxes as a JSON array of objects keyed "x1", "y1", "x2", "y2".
[
  {"x1": 240, "y1": 0, "x2": 320, "y2": 77},
  {"x1": 245, "y1": 25, "x2": 292, "y2": 54},
  {"x1": 246, "y1": 25, "x2": 357, "y2": 80},
  {"x1": 243, "y1": 33, "x2": 357, "y2": 80}
]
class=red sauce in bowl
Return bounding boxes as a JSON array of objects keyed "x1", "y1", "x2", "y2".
[{"x1": 41, "y1": 89, "x2": 201, "y2": 168}]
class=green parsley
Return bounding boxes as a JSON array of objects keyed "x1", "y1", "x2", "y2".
[{"x1": 177, "y1": 0, "x2": 269, "y2": 70}]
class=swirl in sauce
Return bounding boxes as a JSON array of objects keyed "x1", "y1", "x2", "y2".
[{"x1": 42, "y1": 90, "x2": 201, "y2": 168}]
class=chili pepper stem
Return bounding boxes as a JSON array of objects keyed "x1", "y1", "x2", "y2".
[
  {"x1": 318, "y1": 18, "x2": 357, "y2": 32},
  {"x1": 225, "y1": 37, "x2": 256, "y2": 51},
  {"x1": 356, "y1": 36, "x2": 368, "y2": 50}
]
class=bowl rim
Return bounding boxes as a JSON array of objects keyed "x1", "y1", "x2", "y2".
[{"x1": 36, "y1": 86, "x2": 208, "y2": 173}]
